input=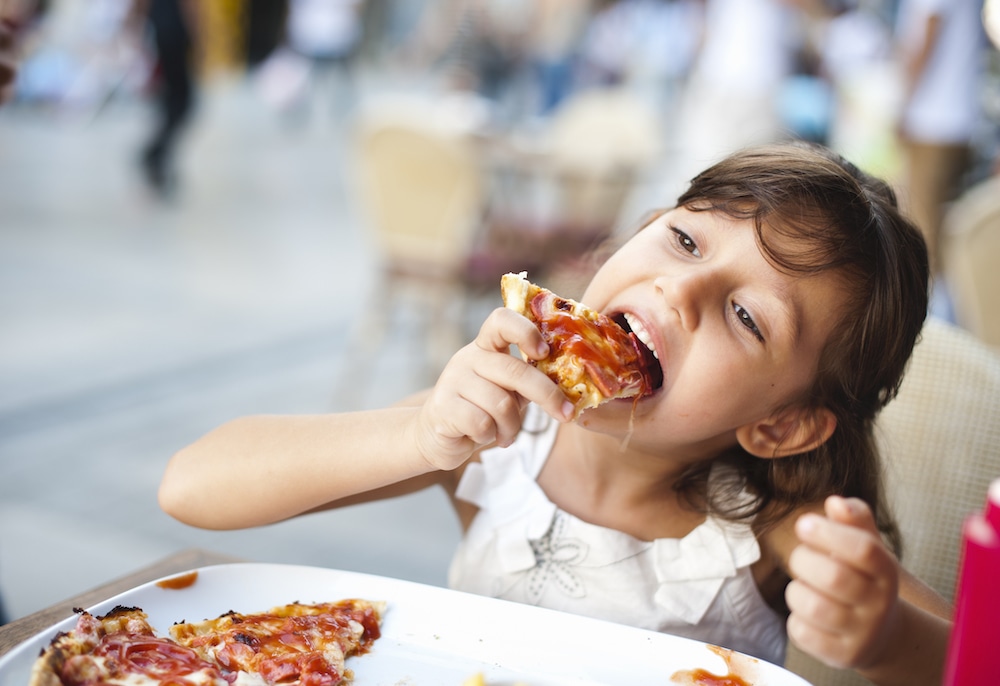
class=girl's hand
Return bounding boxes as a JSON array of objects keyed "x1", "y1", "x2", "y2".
[
  {"x1": 785, "y1": 496, "x2": 901, "y2": 670},
  {"x1": 412, "y1": 307, "x2": 574, "y2": 471}
]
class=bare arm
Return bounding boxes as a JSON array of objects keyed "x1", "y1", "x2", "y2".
[
  {"x1": 159, "y1": 307, "x2": 572, "y2": 531},
  {"x1": 780, "y1": 496, "x2": 951, "y2": 686},
  {"x1": 159, "y1": 407, "x2": 442, "y2": 529}
]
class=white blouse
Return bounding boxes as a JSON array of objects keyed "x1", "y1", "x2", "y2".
[{"x1": 448, "y1": 406, "x2": 788, "y2": 665}]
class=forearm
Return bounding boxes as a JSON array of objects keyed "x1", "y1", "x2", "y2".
[
  {"x1": 857, "y1": 601, "x2": 950, "y2": 686},
  {"x1": 159, "y1": 407, "x2": 437, "y2": 530},
  {"x1": 159, "y1": 307, "x2": 568, "y2": 530}
]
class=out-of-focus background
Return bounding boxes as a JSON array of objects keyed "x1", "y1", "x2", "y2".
[{"x1": 0, "y1": 0, "x2": 998, "y2": 625}]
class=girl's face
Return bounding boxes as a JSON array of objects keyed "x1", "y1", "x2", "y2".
[{"x1": 579, "y1": 207, "x2": 846, "y2": 460}]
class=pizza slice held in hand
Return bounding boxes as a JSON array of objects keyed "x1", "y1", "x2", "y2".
[{"x1": 501, "y1": 272, "x2": 662, "y2": 418}]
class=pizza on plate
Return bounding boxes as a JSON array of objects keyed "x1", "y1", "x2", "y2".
[
  {"x1": 171, "y1": 600, "x2": 383, "y2": 686},
  {"x1": 500, "y1": 272, "x2": 661, "y2": 418},
  {"x1": 29, "y1": 606, "x2": 229, "y2": 686},
  {"x1": 29, "y1": 600, "x2": 384, "y2": 686}
]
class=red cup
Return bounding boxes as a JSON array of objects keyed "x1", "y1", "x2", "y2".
[{"x1": 943, "y1": 514, "x2": 1000, "y2": 685}]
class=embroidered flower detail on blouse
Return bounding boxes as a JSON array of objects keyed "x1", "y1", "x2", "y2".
[{"x1": 526, "y1": 513, "x2": 589, "y2": 602}]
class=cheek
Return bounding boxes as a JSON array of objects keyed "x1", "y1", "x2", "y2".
[
  {"x1": 669, "y1": 352, "x2": 783, "y2": 426},
  {"x1": 584, "y1": 238, "x2": 659, "y2": 298},
  {"x1": 580, "y1": 253, "x2": 633, "y2": 304},
  {"x1": 666, "y1": 354, "x2": 737, "y2": 415}
]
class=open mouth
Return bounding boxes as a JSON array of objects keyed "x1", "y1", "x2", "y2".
[{"x1": 615, "y1": 313, "x2": 664, "y2": 392}]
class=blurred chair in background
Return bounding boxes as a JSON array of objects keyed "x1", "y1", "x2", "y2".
[
  {"x1": 942, "y1": 175, "x2": 1000, "y2": 349},
  {"x1": 342, "y1": 95, "x2": 490, "y2": 392},
  {"x1": 545, "y1": 87, "x2": 661, "y2": 239},
  {"x1": 338, "y1": 87, "x2": 662, "y2": 395},
  {"x1": 785, "y1": 316, "x2": 1000, "y2": 685},
  {"x1": 478, "y1": 87, "x2": 662, "y2": 297},
  {"x1": 893, "y1": 0, "x2": 987, "y2": 278}
]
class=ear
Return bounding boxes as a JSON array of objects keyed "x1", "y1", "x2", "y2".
[{"x1": 735, "y1": 405, "x2": 837, "y2": 459}]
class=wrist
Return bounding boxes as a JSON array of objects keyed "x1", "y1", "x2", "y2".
[
  {"x1": 855, "y1": 601, "x2": 949, "y2": 686},
  {"x1": 406, "y1": 405, "x2": 472, "y2": 473}
]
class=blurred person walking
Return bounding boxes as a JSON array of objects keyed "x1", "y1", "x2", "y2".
[
  {"x1": 525, "y1": 0, "x2": 593, "y2": 116},
  {"x1": 404, "y1": 0, "x2": 532, "y2": 121},
  {"x1": 894, "y1": 0, "x2": 987, "y2": 280},
  {"x1": 281, "y1": 0, "x2": 364, "y2": 122},
  {"x1": 810, "y1": 1, "x2": 899, "y2": 177},
  {"x1": 0, "y1": 18, "x2": 10, "y2": 623},
  {"x1": 0, "y1": 8, "x2": 24, "y2": 625},
  {"x1": 132, "y1": 0, "x2": 197, "y2": 197},
  {"x1": 668, "y1": 0, "x2": 799, "y2": 196},
  {"x1": 576, "y1": 0, "x2": 703, "y2": 106},
  {"x1": 0, "y1": 17, "x2": 17, "y2": 103}
]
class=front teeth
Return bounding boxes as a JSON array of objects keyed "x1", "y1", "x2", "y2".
[{"x1": 623, "y1": 313, "x2": 659, "y2": 360}]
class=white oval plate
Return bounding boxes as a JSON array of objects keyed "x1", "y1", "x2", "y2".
[{"x1": 0, "y1": 563, "x2": 812, "y2": 686}]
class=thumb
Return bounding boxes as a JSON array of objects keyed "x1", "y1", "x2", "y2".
[{"x1": 824, "y1": 495, "x2": 880, "y2": 536}]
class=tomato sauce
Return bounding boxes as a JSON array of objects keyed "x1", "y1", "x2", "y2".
[
  {"x1": 530, "y1": 292, "x2": 654, "y2": 397},
  {"x1": 670, "y1": 645, "x2": 758, "y2": 686},
  {"x1": 156, "y1": 571, "x2": 199, "y2": 590},
  {"x1": 672, "y1": 668, "x2": 752, "y2": 686},
  {"x1": 62, "y1": 633, "x2": 227, "y2": 686}
]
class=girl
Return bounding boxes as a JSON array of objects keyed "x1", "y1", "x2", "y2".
[{"x1": 159, "y1": 142, "x2": 952, "y2": 685}]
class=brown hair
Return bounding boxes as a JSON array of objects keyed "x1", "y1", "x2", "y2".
[{"x1": 671, "y1": 142, "x2": 929, "y2": 556}]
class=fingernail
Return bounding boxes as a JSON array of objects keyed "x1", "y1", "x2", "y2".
[{"x1": 797, "y1": 514, "x2": 819, "y2": 535}]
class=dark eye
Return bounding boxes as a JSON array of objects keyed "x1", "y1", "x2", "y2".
[
  {"x1": 671, "y1": 227, "x2": 701, "y2": 256},
  {"x1": 733, "y1": 303, "x2": 764, "y2": 343}
]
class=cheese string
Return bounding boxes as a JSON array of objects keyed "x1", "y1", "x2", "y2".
[{"x1": 620, "y1": 396, "x2": 640, "y2": 452}]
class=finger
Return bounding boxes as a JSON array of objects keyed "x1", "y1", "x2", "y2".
[
  {"x1": 453, "y1": 375, "x2": 526, "y2": 447},
  {"x1": 795, "y1": 511, "x2": 894, "y2": 575},
  {"x1": 787, "y1": 544, "x2": 873, "y2": 605},
  {"x1": 427, "y1": 393, "x2": 500, "y2": 448},
  {"x1": 786, "y1": 611, "x2": 854, "y2": 670},
  {"x1": 824, "y1": 495, "x2": 880, "y2": 535},
  {"x1": 472, "y1": 346, "x2": 574, "y2": 421},
  {"x1": 785, "y1": 577, "x2": 856, "y2": 633},
  {"x1": 476, "y1": 307, "x2": 549, "y2": 360}
]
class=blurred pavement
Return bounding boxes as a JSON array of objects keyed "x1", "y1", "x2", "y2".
[{"x1": 0, "y1": 73, "x2": 466, "y2": 620}]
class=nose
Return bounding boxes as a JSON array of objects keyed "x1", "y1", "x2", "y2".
[{"x1": 655, "y1": 269, "x2": 712, "y2": 332}]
